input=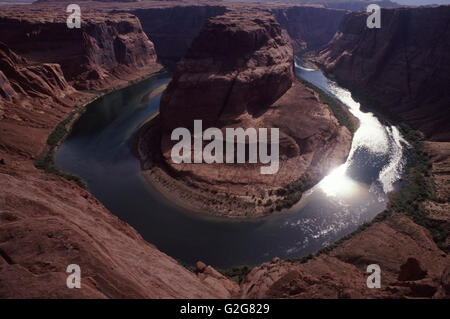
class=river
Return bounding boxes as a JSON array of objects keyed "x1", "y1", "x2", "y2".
[{"x1": 54, "y1": 61, "x2": 409, "y2": 268}]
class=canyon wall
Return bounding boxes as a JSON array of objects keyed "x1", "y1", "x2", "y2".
[
  {"x1": 131, "y1": 5, "x2": 228, "y2": 66},
  {"x1": 272, "y1": 6, "x2": 347, "y2": 52},
  {"x1": 311, "y1": 6, "x2": 450, "y2": 141},
  {"x1": 0, "y1": 12, "x2": 157, "y2": 90}
]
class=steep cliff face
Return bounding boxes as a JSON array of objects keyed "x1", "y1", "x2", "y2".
[
  {"x1": 311, "y1": 6, "x2": 450, "y2": 141},
  {"x1": 132, "y1": 5, "x2": 227, "y2": 66},
  {"x1": 0, "y1": 13, "x2": 157, "y2": 90},
  {"x1": 137, "y1": 9, "x2": 352, "y2": 215},
  {"x1": 160, "y1": 10, "x2": 295, "y2": 134},
  {"x1": 272, "y1": 6, "x2": 347, "y2": 52}
]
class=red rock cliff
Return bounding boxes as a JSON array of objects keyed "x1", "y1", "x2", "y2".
[
  {"x1": 160, "y1": 10, "x2": 295, "y2": 134},
  {"x1": 0, "y1": 12, "x2": 157, "y2": 90}
]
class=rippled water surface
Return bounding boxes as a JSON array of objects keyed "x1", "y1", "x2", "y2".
[{"x1": 55, "y1": 63, "x2": 409, "y2": 268}]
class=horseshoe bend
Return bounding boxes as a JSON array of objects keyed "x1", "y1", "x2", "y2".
[
  {"x1": 0, "y1": 0, "x2": 449, "y2": 300},
  {"x1": 136, "y1": 9, "x2": 353, "y2": 217}
]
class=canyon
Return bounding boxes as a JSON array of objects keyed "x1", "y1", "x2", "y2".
[{"x1": 0, "y1": 1, "x2": 449, "y2": 299}]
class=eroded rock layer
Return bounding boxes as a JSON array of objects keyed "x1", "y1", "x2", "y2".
[
  {"x1": 0, "y1": 12, "x2": 157, "y2": 90},
  {"x1": 0, "y1": 42, "x2": 74, "y2": 103},
  {"x1": 241, "y1": 211, "x2": 449, "y2": 298}
]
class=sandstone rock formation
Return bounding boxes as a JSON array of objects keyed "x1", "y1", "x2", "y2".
[
  {"x1": 131, "y1": 5, "x2": 346, "y2": 66},
  {"x1": 0, "y1": 12, "x2": 157, "y2": 90},
  {"x1": 0, "y1": 172, "x2": 236, "y2": 298},
  {"x1": 137, "y1": 9, "x2": 352, "y2": 215},
  {"x1": 160, "y1": 10, "x2": 295, "y2": 133},
  {"x1": 0, "y1": 42, "x2": 74, "y2": 103},
  {"x1": 310, "y1": 6, "x2": 450, "y2": 141}
]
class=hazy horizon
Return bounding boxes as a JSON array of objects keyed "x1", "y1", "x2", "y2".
[
  {"x1": 2, "y1": 0, "x2": 450, "y2": 5},
  {"x1": 393, "y1": 0, "x2": 449, "y2": 5}
]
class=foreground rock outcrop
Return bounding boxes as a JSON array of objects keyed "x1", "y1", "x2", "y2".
[
  {"x1": 310, "y1": 6, "x2": 450, "y2": 141},
  {"x1": 241, "y1": 213, "x2": 449, "y2": 298},
  {"x1": 0, "y1": 42, "x2": 74, "y2": 103},
  {"x1": 137, "y1": 9, "x2": 352, "y2": 216}
]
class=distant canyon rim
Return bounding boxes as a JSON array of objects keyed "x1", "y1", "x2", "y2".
[{"x1": 0, "y1": 0, "x2": 448, "y2": 299}]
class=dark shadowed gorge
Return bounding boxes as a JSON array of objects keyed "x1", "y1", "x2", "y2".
[{"x1": 310, "y1": 6, "x2": 450, "y2": 141}]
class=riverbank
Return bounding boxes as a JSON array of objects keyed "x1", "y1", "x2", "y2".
[
  {"x1": 241, "y1": 136, "x2": 449, "y2": 298},
  {"x1": 34, "y1": 65, "x2": 166, "y2": 188},
  {"x1": 303, "y1": 54, "x2": 449, "y2": 253},
  {"x1": 237, "y1": 60, "x2": 449, "y2": 297}
]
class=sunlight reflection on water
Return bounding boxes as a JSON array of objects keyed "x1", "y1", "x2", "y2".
[
  {"x1": 296, "y1": 61, "x2": 409, "y2": 196},
  {"x1": 319, "y1": 164, "x2": 359, "y2": 197}
]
